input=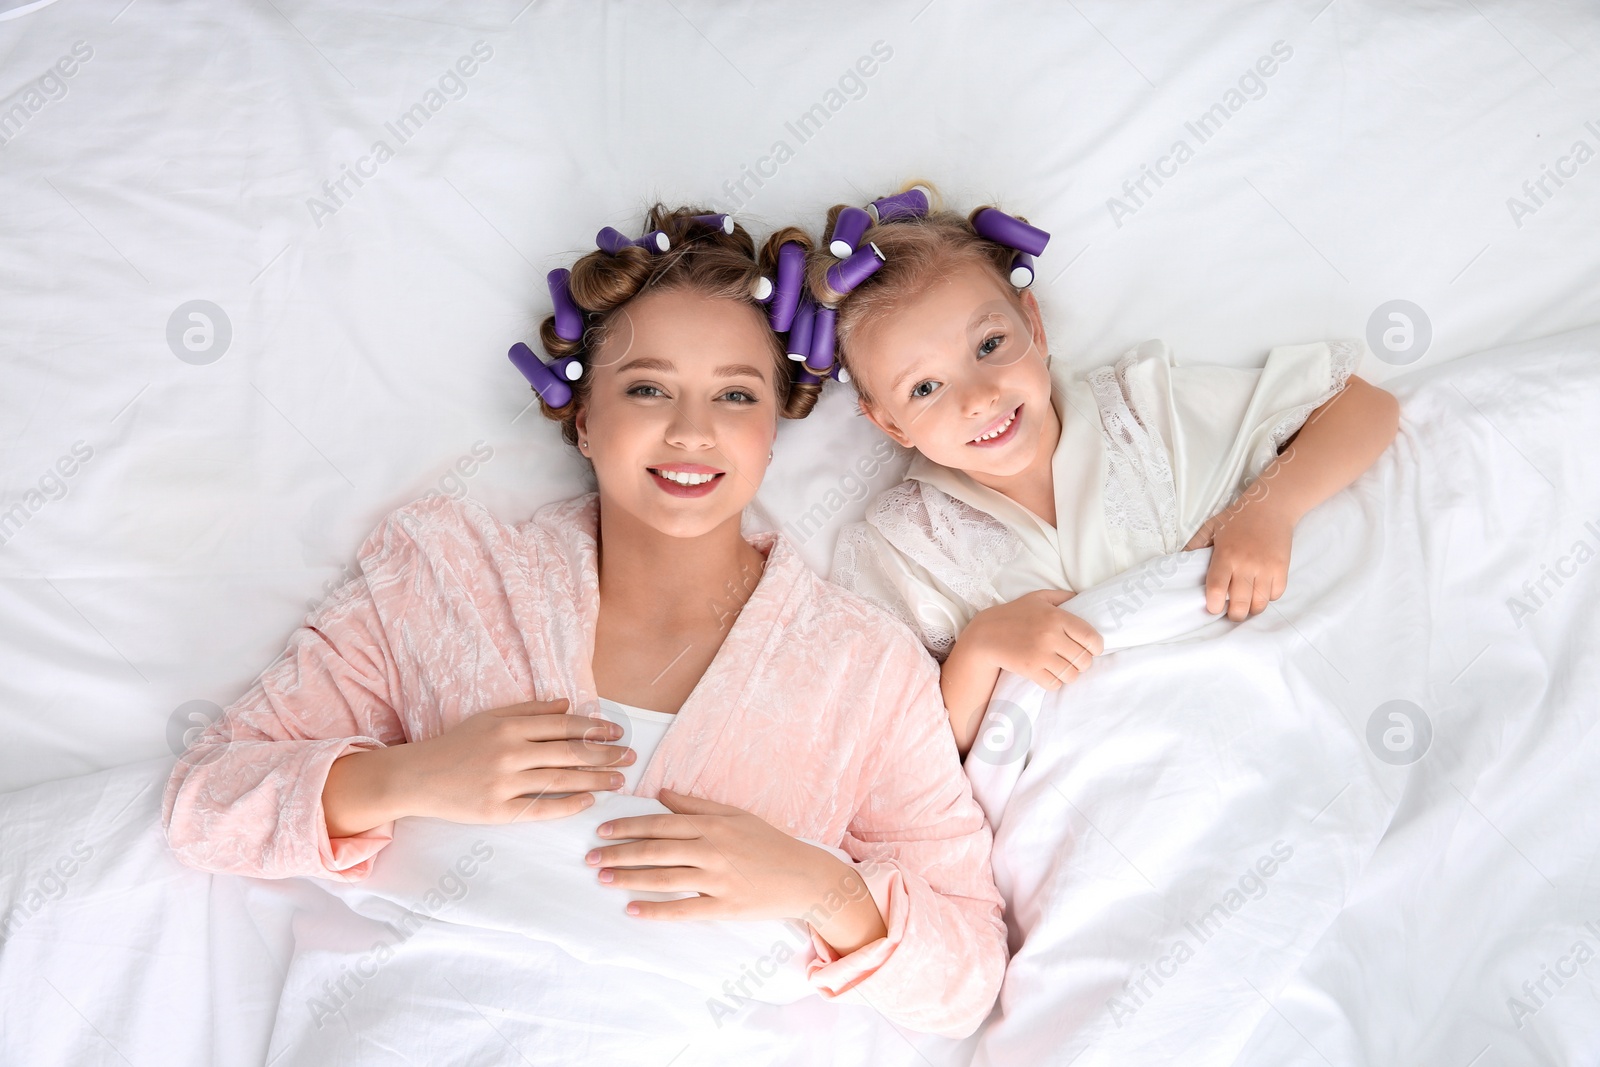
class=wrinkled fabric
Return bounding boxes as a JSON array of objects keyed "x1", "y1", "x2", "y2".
[{"x1": 160, "y1": 491, "x2": 1006, "y2": 1038}]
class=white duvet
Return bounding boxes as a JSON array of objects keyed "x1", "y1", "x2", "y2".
[{"x1": 968, "y1": 327, "x2": 1600, "y2": 1066}]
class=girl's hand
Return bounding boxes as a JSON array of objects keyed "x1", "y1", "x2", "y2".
[
  {"x1": 1186, "y1": 500, "x2": 1294, "y2": 620},
  {"x1": 967, "y1": 590, "x2": 1104, "y2": 692},
  {"x1": 587, "y1": 789, "x2": 888, "y2": 955},
  {"x1": 390, "y1": 698, "x2": 635, "y2": 824}
]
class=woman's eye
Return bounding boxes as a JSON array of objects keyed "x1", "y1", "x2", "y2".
[
  {"x1": 721, "y1": 389, "x2": 759, "y2": 403},
  {"x1": 626, "y1": 384, "x2": 665, "y2": 398},
  {"x1": 978, "y1": 334, "x2": 1005, "y2": 359},
  {"x1": 910, "y1": 380, "x2": 938, "y2": 399}
]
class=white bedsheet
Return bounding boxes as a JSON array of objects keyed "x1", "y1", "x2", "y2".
[{"x1": 4, "y1": 0, "x2": 1600, "y2": 1064}]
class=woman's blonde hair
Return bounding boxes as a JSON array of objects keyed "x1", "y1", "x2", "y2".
[
  {"x1": 803, "y1": 181, "x2": 1033, "y2": 402},
  {"x1": 533, "y1": 205, "x2": 821, "y2": 446}
]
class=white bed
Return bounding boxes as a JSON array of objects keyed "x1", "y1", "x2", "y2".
[{"x1": 3, "y1": 1, "x2": 1598, "y2": 1064}]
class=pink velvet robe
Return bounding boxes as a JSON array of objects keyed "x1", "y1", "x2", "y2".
[{"x1": 161, "y1": 492, "x2": 1007, "y2": 1038}]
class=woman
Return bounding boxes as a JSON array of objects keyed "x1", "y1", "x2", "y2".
[{"x1": 161, "y1": 206, "x2": 1007, "y2": 1039}]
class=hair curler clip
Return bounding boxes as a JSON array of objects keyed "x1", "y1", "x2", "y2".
[
  {"x1": 829, "y1": 361, "x2": 850, "y2": 384},
  {"x1": 1008, "y1": 252, "x2": 1036, "y2": 289},
  {"x1": 805, "y1": 305, "x2": 838, "y2": 376},
  {"x1": 825, "y1": 241, "x2": 885, "y2": 296},
  {"x1": 786, "y1": 296, "x2": 817, "y2": 362},
  {"x1": 691, "y1": 213, "x2": 735, "y2": 234},
  {"x1": 596, "y1": 226, "x2": 671, "y2": 255},
  {"x1": 547, "y1": 268, "x2": 584, "y2": 341},
  {"x1": 971, "y1": 207, "x2": 1050, "y2": 258},
  {"x1": 866, "y1": 185, "x2": 931, "y2": 223},
  {"x1": 752, "y1": 275, "x2": 774, "y2": 302},
  {"x1": 828, "y1": 206, "x2": 873, "y2": 258},
  {"x1": 767, "y1": 241, "x2": 806, "y2": 332},
  {"x1": 509, "y1": 342, "x2": 573, "y2": 408}
]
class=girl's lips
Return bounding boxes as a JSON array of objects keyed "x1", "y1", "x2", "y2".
[
  {"x1": 968, "y1": 405, "x2": 1022, "y2": 448},
  {"x1": 647, "y1": 464, "x2": 725, "y2": 498}
]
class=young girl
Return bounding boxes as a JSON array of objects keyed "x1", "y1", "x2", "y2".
[
  {"x1": 161, "y1": 206, "x2": 1006, "y2": 1038},
  {"x1": 809, "y1": 183, "x2": 1401, "y2": 756}
]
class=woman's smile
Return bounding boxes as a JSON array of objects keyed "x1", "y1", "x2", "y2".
[{"x1": 647, "y1": 461, "x2": 726, "y2": 497}]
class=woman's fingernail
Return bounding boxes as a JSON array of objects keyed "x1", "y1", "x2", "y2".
[
  {"x1": 598, "y1": 869, "x2": 614, "y2": 883},
  {"x1": 585, "y1": 849, "x2": 600, "y2": 865},
  {"x1": 580, "y1": 794, "x2": 595, "y2": 808},
  {"x1": 598, "y1": 822, "x2": 612, "y2": 836},
  {"x1": 626, "y1": 902, "x2": 640, "y2": 916},
  {"x1": 609, "y1": 773, "x2": 623, "y2": 788},
  {"x1": 620, "y1": 749, "x2": 636, "y2": 765}
]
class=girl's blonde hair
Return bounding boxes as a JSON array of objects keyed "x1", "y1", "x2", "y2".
[
  {"x1": 803, "y1": 181, "x2": 1034, "y2": 402},
  {"x1": 534, "y1": 205, "x2": 821, "y2": 446}
]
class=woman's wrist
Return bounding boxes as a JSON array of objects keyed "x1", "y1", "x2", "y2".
[{"x1": 322, "y1": 743, "x2": 411, "y2": 839}]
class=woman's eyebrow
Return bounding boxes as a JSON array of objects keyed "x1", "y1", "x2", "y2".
[
  {"x1": 613, "y1": 357, "x2": 765, "y2": 379},
  {"x1": 614, "y1": 356, "x2": 674, "y2": 375}
]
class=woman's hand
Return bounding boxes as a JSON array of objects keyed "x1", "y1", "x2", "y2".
[
  {"x1": 325, "y1": 698, "x2": 634, "y2": 837},
  {"x1": 1186, "y1": 497, "x2": 1294, "y2": 620},
  {"x1": 586, "y1": 789, "x2": 888, "y2": 956},
  {"x1": 967, "y1": 590, "x2": 1104, "y2": 693}
]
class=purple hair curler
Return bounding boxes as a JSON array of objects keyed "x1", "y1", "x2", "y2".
[
  {"x1": 752, "y1": 275, "x2": 774, "y2": 302},
  {"x1": 829, "y1": 362, "x2": 850, "y2": 384},
  {"x1": 509, "y1": 342, "x2": 573, "y2": 408},
  {"x1": 596, "y1": 226, "x2": 670, "y2": 255},
  {"x1": 866, "y1": 185, "x2": 931, "y2": 223},
  {"x1": 795, "y1": 367, "x2": 822, "y2": 385},
  {"x1": 786, "y1": 296, "x2": 816, "y2": 362},
  {"x1": 692, "y1": 213, "x2": 734, "y2": 234},
  {"x1": 767, "y1": 241, "x2": 806, "y2": 332},
  {"x1": 547, "y1": 268, "x2": 583, "y2": 341},
  {"x1": 806, "y1": 306, "x2": 838, "y2": 375},
  {"x1": 829, "y1": 206, "x2": 872, "y2": 258},
  {"x1": 971, "y1": 207, "x2": 1050, "y2": 257},
  {"x1": 1009, "y1": 252, "x2": 1036, "y2": 288},
  {"x1": 825, "y1": 242, "x2": 885, "y2": 295},
  {"x1": 551, "y1": 355, "x2": 584, "y2": 382}
]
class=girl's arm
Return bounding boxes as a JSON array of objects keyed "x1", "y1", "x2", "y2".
[
  {"x1": 1186, "y1": 374, "x2": 1400, "y2": 618},
  {"x1": 940, "y1": 590, "x2": 1104, "y2": 757}
]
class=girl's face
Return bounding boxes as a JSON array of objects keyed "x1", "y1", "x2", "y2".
[
  {"x1": 852, "y1": 262, "x2": 1054, "y2": 480},
  {"x1": 574, "y1": 288, "x2": 779, "y2": 540}
]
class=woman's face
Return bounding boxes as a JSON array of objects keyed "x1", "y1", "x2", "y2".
[
  {"x1": 574, "y1": 288, "x2": 779, "y2": 540},
  {"x1": 851, "y1": 262, "x2": 1054, "y2": 481}
]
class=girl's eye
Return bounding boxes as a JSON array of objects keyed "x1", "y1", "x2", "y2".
[
  {"x1": 978, "y1": 334, "x2": 1005, "y2": 359},
  {"x1": 721, "y1": 389, "x2": 759, "y2": 403},
  {"x1": 627, "y1": 384, "x2": 666, "y2": 398},
  {"x1": 910, "y1": 380, "x2": 938, "y2": 399}
]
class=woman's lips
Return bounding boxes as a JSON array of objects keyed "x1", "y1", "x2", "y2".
[
  {"x1": 647, "y1": 463, "x2": 725, "y2": 498},
  {"x1": 968, "y1": 405, "x2": 1022, "y2": 448}
]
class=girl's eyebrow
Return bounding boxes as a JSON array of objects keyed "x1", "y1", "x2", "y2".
[{"x1": 888, "y1": 360, "x2": 929, "y2": 394}]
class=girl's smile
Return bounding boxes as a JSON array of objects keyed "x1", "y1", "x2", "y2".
[{"x1": 968, "y1": 404, "x2": 1023, "y2": 447}]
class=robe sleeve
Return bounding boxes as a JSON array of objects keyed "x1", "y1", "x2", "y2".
[
  {"x1": 830, "y1": 516, "x2": 979, "y2": 664},
  {"x1": 161, "y1": 523, "x2": 416, "y2": 882},
  {"x1": 1121, "y1": 337, "x2": 1364, "y2": 542},
  {"x1": 802, "y1": 631, "x2": 1008, "y2": 1039}
]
